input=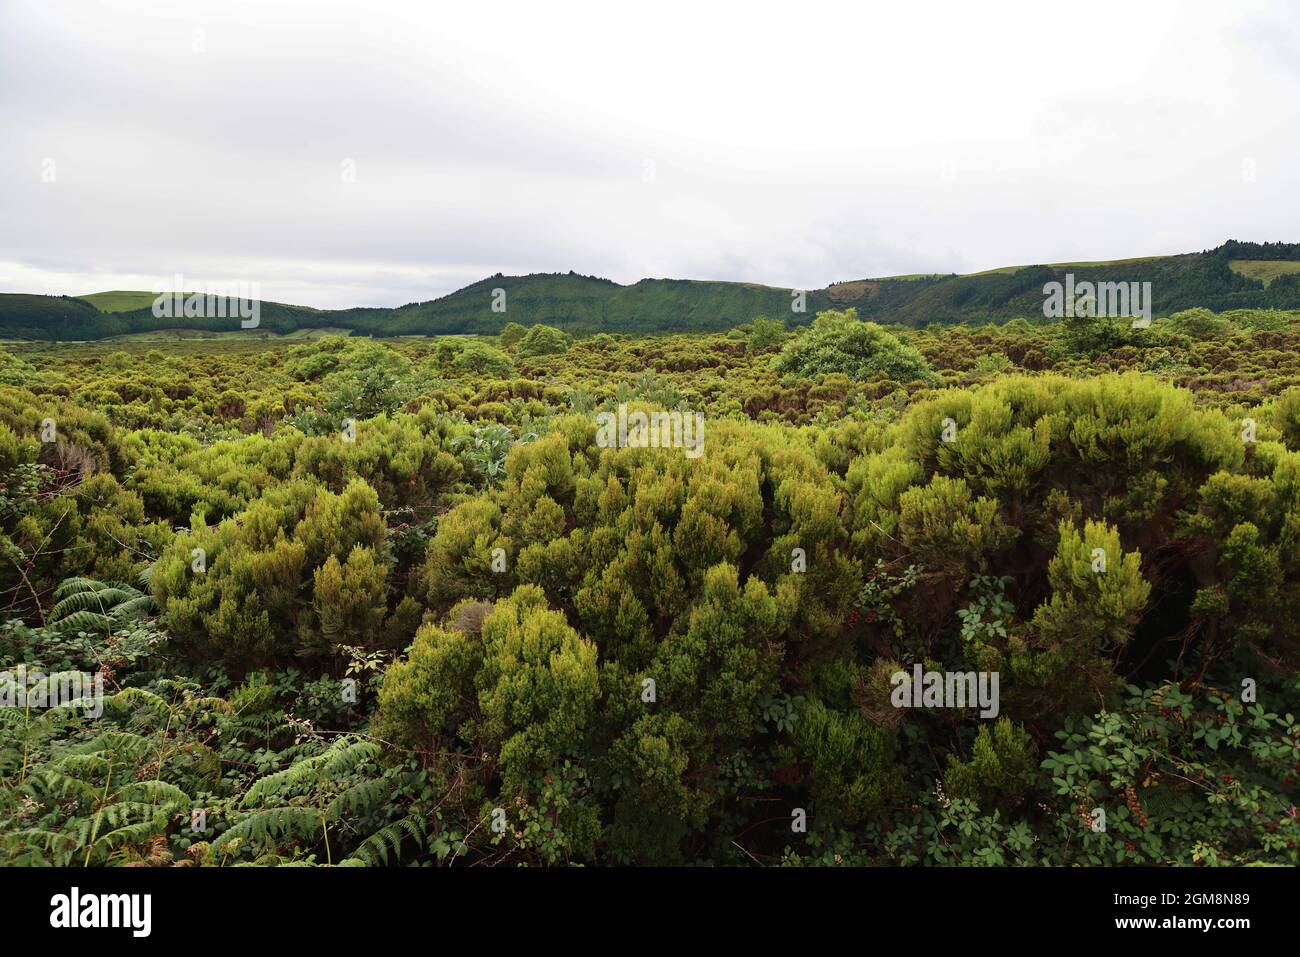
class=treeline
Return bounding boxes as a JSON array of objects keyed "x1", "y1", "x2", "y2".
[
  {"x1": 6, "y1": 242, "x2": 1300, "y2": 341},
  {"x1": 1210, "y1": 239, "x2": 1300, "y2": 262}
]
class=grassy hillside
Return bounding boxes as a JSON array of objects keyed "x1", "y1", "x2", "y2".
[
  {"x1": 4, "y1": 240, "x2": 1300, "y2": 340},
  {"x1": 78, "y1": 290, "x2": 173, "y2": 312},
  {"x1": 103, "y1": 326, "x2": 354, "y2": 342},
  {"x1": 966, "y1": 254, "x2": 1168, "y2": 276},
  {"x1": 1229, "y1": 259, "x2": 1300, "y2": 287},
  {"x1": 80, "y1": 290, "x2": 328, "y2": 314}
]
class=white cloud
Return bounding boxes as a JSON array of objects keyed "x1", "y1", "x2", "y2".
[{"x1": 2, "y1": 0, "x2": 1298, "y2": 307}]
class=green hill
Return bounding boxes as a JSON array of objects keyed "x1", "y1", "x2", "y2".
[
  {"x1": 4, "y1": 240, "x2": 1300, "y2": 341},
  {"x1": 0, "y1": 294, "x2": 105, "y2": 340},
  {"x1": 79, "y1": 290, "x2": 176, "y2": 313}
]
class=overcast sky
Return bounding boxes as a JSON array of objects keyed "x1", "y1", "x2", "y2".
[{"x1": 3, "y1": 0, "x2": 1299, "y2": 308}]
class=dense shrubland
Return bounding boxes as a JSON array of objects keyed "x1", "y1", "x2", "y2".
[{"x1": 2, "y1": 308, "x2": 1299, "y2": 866}]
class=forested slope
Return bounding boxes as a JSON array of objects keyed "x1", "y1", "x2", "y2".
[{"x1": 5, "y1": 241, "x2": 1300, "y2": 340}]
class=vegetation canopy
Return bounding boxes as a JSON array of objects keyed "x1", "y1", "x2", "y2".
[{"x1": 1, "y1": 303, "x2": 1299, "y2": 867}]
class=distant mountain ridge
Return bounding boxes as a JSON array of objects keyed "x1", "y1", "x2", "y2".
[{"x1": 3, "y1": 240, "x2": 1300, "y2": 341}]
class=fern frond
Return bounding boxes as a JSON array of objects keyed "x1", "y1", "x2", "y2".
[
  {"x1": 321, "y1": 739, "x2": 380, "y2": 777},
  {"x1": 218, "y1": 807, "x2": 321, "y2": 851},
  {"x1": 53, "y1": 577, "x2": 105, "y2": 598},
  {"x1": 68, "y1": 730, "x2": 155, "y2": 760},
  {"x1": 343, "y1": 816, "x2": 424, "y2": 866},
  {"x1": 30, "y1": 769, "x2": 101, "y2": 801},
  {"x1": 86, "y1": 810, "x2": 172, "y2": 862},
  {"x1": 115, "y1": 780, "x2": 190, "y2": 807},
  {"x1": 84, "y1": 801, "x2": 161, "y2": 832},
  {"x1": 47, "y1": 752, "x2": 112, "y2": 777},
  {"x1": 112, "y1": 595, "x2": 157, "y2": 618},
  {"x1": 238, "y1": 756, "x2": 329, "y2": 809},
  {"x1": 173, "y1": 741, "x2": 223, "y2": 788},
  {"x1": 326, "y1": 776, "x2": 388, "y2": 822},
  {"x1": 50, "y1": 611, "x2": 112, "y2": 635},
  {"x1": 238, "y1": 736, "x2": 374, "y2": 808},
  {"x1": 104, "y1": 687, "x2": 170, "y2": 714},
  {"x1": 51, "y1": 588, "x2": 136, "y2": 620},
  {"x1": 0, "y1": 828, "x2": 79, "y2": 853}
]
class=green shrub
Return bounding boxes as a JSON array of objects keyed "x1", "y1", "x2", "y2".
[
  {"x1": 773, "y1": 309, "x2": 933, "y2": 382},
  {"x1": 516, "y1": 324, "x2": 571, "y2": 357}
]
